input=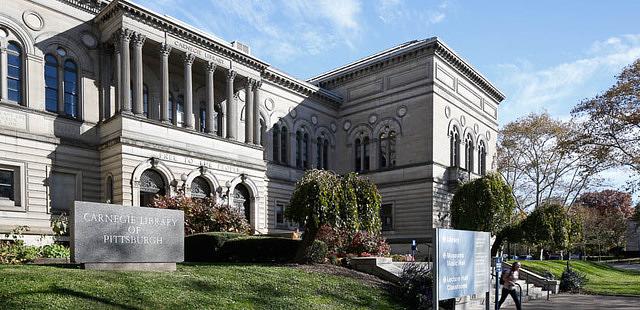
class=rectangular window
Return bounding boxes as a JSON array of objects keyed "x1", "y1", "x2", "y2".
[
  {"x1": 276, "y1": 202, "x2": 286, "y2": 228},
  {"x1": 0, "y1": 163, "x2": 23, "y2": 210},
  {"x1": 50, "y1": 172, "x2": 77, "y2": 214},
  {"x1": 0, "y1": 170, "x2": 15, "y2": 202},
  {"x1": 381, "y1": 203, "x2": 393, "y2": 231}
]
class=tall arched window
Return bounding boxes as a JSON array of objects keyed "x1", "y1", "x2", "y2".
[
  {"x1": 7, "y1": 42, "x2": 23, "y2": 104},
  {"x1": 478, "y1": 140, "x2": 487, "y2": 176},
  {"x1": 139, "y1": 169, "x2": 165, "y2": 207},
  {"x1": 303, "y1": 133, "x2": 309, "y2": 169},
  {"x1": 296, "y1": 131, "x2": 302, "y2": 168},
  {"x1": 316, "y1": 137, "x2": 322, "y2": 169},
  {"x1": 63, "y1": 60, "x2": 79, "y2": 118},
  {"x1": 465, "y1": 134, "x2": 474, "y2": 172},
  {"x1": 363, "y1": 137, "x2": 370, "y2": 172},
  {"x1": 280, "y1": 126, "x2": 289, "y2": 164},
  {"x1": 355, "y1": 138, "x2": 362, "y2": 172},
  {"x1": 168, "y1": 92, "x2": 175, "y2": 123},
  {"x1": 450, "y1": 126, "x2": 461, "y2": 167},
  {"x1": 260, "y1": 119, "x2": 266, "y2": 147},
  {"x1": 142, "y1": 84, "x2": 149, "y2": 117},
  {"x1": 191, "y1": 176, "x2": 211, "y2": 199},
  {"x1": 273, "y1": 124, "x2": 280, "y2": 163},
  {"x1": 177, "y1": 95, "x2": 184, "y2": 127},
  {"x1": 379, "y1": 129, "x2": 397, "y2": 169},
  {"x1": 323, "y1": 139, "x2": 329, "y2": 170},
  {"x1": 44, "y1": 54, "x2": 59, "y2": 113}
]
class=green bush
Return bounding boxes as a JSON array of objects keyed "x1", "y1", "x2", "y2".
[
  {"x1": 398, "y1": 263, "x2": 433, "y2": 310},
  {"x1": 559, "y1": 264, "x2": 588, "y2": 293},
  {"x1": 184, "y1": 232, "x2": 245, "y2": 262},
  {"x1": 304, "y1": 240, "x2": 328, "y2": 264},
  {"x1": 0, "y1": 241, "x2": 40, "y2": 264},
  {"x1": 217, "y1": 237, "x2": 301, "y2": 263},
  {"x1": 41, "y1": 244, "x2": 71, "y2": 259}
]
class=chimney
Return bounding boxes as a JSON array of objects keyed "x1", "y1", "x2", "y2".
[{"x1": 231, "y1": 41, "x2": 250, "y2": 55}]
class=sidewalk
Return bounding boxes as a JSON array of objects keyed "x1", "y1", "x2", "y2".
[{"x1": 499, "y1": 294, "x2": 640, "y2": 310}]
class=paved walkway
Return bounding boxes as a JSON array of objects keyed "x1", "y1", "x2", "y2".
[
  {"x1": 498, "y1": 294, "x2": 640, "y2": 310},
  {"x1": 609, "y1": 263, "x2": 640, "y2": 272}
]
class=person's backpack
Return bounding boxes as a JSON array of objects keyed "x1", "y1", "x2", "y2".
[{"x1": 499, "y1": 270, "x2": 509, "y2": 285}]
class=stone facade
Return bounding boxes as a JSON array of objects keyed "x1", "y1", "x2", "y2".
[{"x1": 0, "y1": 0, "x2": 504, "y2": 249}]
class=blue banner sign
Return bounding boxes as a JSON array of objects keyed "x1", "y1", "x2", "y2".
[{"x1": 435, "y1": 228, "x2": 491, "y2": 300}]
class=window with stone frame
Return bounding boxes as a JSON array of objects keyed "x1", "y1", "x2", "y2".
[
  {"x1": 0, "y1": 169, "x2": 15, "y2": 203},
  {"x1": 7, "y1": 41, "x2": 23, "y2": 104},
  {"x1": 450, "y1": 126, "x2": 461, "y2": 167},
  {"x1": 316, "y1": 136, "x2": 330, "y2": 170},
  {"x1": 49, "y1": 171, "x2": 77, "y2": 214},
  {"x1": 465, "y1": 133, "x2": 474, "y2": 172},
  {"x1": 191, "y1": 176, "x2": 211, "y2": 199},
  {"x1": 354, "y1": 132, "x2": 371, "y2": 173},
  {"x1": 44, "y1": 54, "x2": 58, "y2": 113},
  {"x1": 478, "y1": 140, "x2": 487, "y2": 176},
  {"x1": 275, "y1": 201, "x2": 287, "y2": 228},
  {"x1": 199, "y1": 105, "x2": 207, "y2": 133},
  {"x1": 280, "y1": 125, "x2": 289, "y2": 164},
  {"x1": 0, "y1": 162, "x2": 23, "y2": 210},
  {"x1": 379, "y1": 127, "x2": 397, "y2": 169},
  {"x1": 380, "y1": 203, "x2": 393, "y2": 231},
  {"x1": 272, "y1": 123, "x2": 280, "y2": 163}
]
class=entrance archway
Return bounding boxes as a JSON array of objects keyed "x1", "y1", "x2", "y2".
[
  {"x1": 233, "y1": 184, "x2": 251, "y2": 223},
  {"x1": 139, "y1": 169, "x2": 165, "y2": 207},
  {"x1": 191, "y1": 176, "x2": 211, "y2": 199}
]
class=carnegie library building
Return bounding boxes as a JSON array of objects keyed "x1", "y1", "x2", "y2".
[{"x1": 0, "y1": 0, "x2": 504, "y2": 251}]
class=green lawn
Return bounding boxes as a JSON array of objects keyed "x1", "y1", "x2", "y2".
[
  {"x1": 516, "y1": 260, "x2": 640, "y2": 296},
  {"x1": 0, "y1": 263, "x2": 404, "y2": 310}
]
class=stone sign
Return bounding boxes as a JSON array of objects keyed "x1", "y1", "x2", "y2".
[
  {"x1": 71, "y1": 201, "x2": 184, "y2": 268},
  {"x1": 433, "y1": 228, "x2": 491, "y2": 301}
]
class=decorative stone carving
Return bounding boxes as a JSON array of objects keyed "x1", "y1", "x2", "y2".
[
  {"x1": 227, "y1": 70, "x2": 236, "y2": 81},
  {"x1": 81, "y1": 32, "x2": 97, "y2": 49},
  {"x1": 343, "y1": 120, "x2": 351, "y2": 131},
  {"x1": 183, "y1": 53, "x2": 196, "y2": 65},
  {"x1": 460, "y1": 115, "x2": 466, "y2": 127},
  {"x1": 23, "y1": 11, "x2": 44, "y2": 31},
  {"x1": 368, "y1": 114, "x2": 378, "y2": 124},
  {"x1": 264, "y1": 98, "x2": 275, "y2": 111},
  {"x1": 311, "y1": 115, "x2": 318, "y2": 125},
  {"x1": 445, "y1": 106, "x2": 451, "y2": 118},
  {"x1": 289, "y1": 107, "x2": 297, "y2": 118},
  {"x1": 474, "y1": 124, "x2": 479, "y2": 134},
  {"x1": 160, "y1": 43, "x2": 172, "y2": 57},
  {"x1": 486, "y1": 131, "x2": 491, "y2": 141},
  {"x1": 330, "y1": 122, "x2": 337, "y2": 132},
  {"x1": 397, "y1": 105, "x2": 408, "y2": 118}
]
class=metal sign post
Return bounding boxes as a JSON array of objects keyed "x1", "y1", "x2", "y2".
[
  {"x1": 411, "y1": 239, "x2": 417, "y2": 259},
  {"x1": 494, "y1": 257, "x2": 502, "y2": 310},
  {"x1": 432, "y1": 229, "x2": 439, "y2": 310}
]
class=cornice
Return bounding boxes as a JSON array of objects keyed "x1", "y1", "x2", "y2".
[
  {"x1": 309, "y1": 39, "x2": 506, "y2": 103},
  {"x1": 57, "y1": 0, "x2": 110, "y2": 15},
  {"x1": 262, "y1": 69, "x2": 342, "y2": 108}
]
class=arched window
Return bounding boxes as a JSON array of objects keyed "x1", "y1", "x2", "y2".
[
  {"x1": 272, "y1": 124, "x2": 280, "y2": 163},
  {"x1": 450, "y1": 126, "x2": 461, "y2": 167},
  {"x1": 105, "y1": 175, "x2": 114, "y2": 203},
  {"x1": 355, "y1": 138, "x2": 362, "y2": 172},
  {"x1": 303, "y1": 133, "x2": 310, "y2": 169},
  {"x1": 139, "y1": 169, "x2": 165, "y2": 207},
  {"x1": 478, "y1": 140, "x2": 487, "y2": 176},
  {"x1": 143, "y1": 84, "x2": 149, "y2": 117},
  {"x1": 191, "y1": 176, "x2": 211, "y2": 199},
  {"x1": 44, "y1": 54, "x2": 58, "y2": 113},
  {"x1": 63, "y1": 60, "x2": 79, "y2": 118},
  {"x1": 316, "y1": 137, "x2": 322, "y2": 169},
  {"x1": 7, "y1": 42, "x2": 23, "y2": 104},
  {"x1": 176, "y1": 95, "x2": 184, "y2": 127},
  {"x1": 323, "y1": 139, "x2": 329, "y2": 169},
  {"x1": 295, "y1": 131, "x2": 302, "y2": 168},
  {"x1": 260, "y1": 119, "x2": 266, "y2": 147},
  {"x1": 280, "y1": 126, "x2": 289, "y2": 164},
  {"x1": 465, "y1": 134, "x2": 474, "y2": 172},
  {"x1": 233, "y1": 184, "x2": 251, "y2": 223},
  {"x1": 379, "y1": 129, "x2": 397, "y2": 169},
  {"x1": 168, "y1": 92, "x2": 175, "y2": 123},
  {"x1": 316, "y1": 137, "x2": 329, "y2": 170},
  {"x1": 363, "y1": 137, "x2": 370, "y2": 172}
]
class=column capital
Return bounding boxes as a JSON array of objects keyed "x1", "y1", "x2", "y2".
[
  {"x1": 131, "y1": 33, "x2": 146, "y2": 48},
  {"x1": 183, "y1": 53, "x2": 196, "y2": 66},
  {"x1": 227, "y1": 70, "x2": 237, "y2": 81},
  {"x1": 246, "y1": 78, "x2": 255, "y2": 88},
  {"x1": 206, "y1": 61, "x2": 217, "y2": 73},
  {"x1": 160, "y1": 43, "x2": 172, "y2": 57},
  {"x1": 252, "y1": 80, "x2": 262, "y2": 91},
  {"x1": 116, "y1": 28, "x2": 134, "y2": 42}
]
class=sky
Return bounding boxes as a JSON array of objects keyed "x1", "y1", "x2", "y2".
[{"x1": 135, "y1": 0, "x2": 640, "y2": 197}]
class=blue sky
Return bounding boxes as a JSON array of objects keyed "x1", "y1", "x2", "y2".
[{"x1": 137, "y1": 0, "x2": 640, "y2": 195}]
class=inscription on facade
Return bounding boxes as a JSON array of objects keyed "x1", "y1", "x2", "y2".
[
  {"x1": 71, "y1": 201, "x2": 184, "y2": 263},
  {"x1": 0, "y1": 110, "x2": 27, "y2": 130},
  {"x1": 169, "y1": 35, "x2": 231, "y2": 69},
  {"x1": 154, "y1": 152, "x2": 240, "y2": 173}
]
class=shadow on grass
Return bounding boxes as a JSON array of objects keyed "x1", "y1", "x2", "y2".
[{"x1": 0, "y1": 285, "x2": 141, "y2": 310}]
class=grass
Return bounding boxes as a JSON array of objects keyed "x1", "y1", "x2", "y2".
[
  {"x1": 515, "y1": 260, "x2": 640, "y2": 296},
  {"x1": 0, "y1": 263, "x2": 404, "y2": 310}
]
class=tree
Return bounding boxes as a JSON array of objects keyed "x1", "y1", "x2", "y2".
[
  {"x1": 574, "y1": 190, "x2": 633, "y2": 256},
  {"x1": 571, "y1": 59, "x2": 640, "y2": 192},
  {"x1": 450, "y1": 172, "x2": 517, "y2": 256},
  {"x1": 286, "y1": 170, "x2": 382, "y2": 260},
  {"x1": 633, "y1": 203, "x2": 640, "y2": 222},
  {"x1": 498, "y1": 113, "x2": 601, "y2": 213},
  {"x1": 519, "y1": 203, "x2": 572, "y2": 260}
]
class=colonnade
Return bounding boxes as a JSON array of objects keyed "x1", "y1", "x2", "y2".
[{"x1": 112, "y1": 28, "x2": 262, "y2": 145}]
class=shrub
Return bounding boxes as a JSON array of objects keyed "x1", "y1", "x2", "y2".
[
  {"x1": 184, "y1": 232, "x2": 245, "y2": 262},
  {"x1": 0, "y1": 241, "x2": 40, "y2": 264},
  {"x1": 398, "y1": 263, "x2": 433, "y2": 310},
  {"x1": 41, "y1": 244, "x2": 70, "y2": 259},
  {"x1": 559, "y1": 264, "x2": 588, "y2": 293},
  {"x1": 153, "y1": 192, "x2": 251, "y2": 235},
  {"x1": 217, "y1": 237, "x2": 301, "y2": 263},
  {"x1": 345, "y1": 230, "x2": 390, "y2": 257},
  {"x1": 51, "y1": 213, "x2": 69, "y2": 236},
  {"x1": 304, "y1": 240, "x2": 328, "y2": 264}
]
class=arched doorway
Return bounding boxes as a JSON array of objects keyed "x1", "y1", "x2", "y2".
[
  {"x1": 139, "y1": 169, "x2": 165, "y2": 207},
  {"x1": 191, "y1": 176, "x2": 212, "y2": 199},
  {"x1": 233, "y1": 184, "x2": 251, "y2": 223}
]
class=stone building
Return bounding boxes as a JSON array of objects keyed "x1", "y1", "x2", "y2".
[{"x1": 0, "y1": 0, "x2": 504, "y2": 250}]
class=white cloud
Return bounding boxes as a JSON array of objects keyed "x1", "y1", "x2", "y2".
[
  {"x1": 497, "y1": 34, "x2": 640, "y2": 123},
  {"x1": 376, "y1": 0, "x2": 449, "y2": 25}
]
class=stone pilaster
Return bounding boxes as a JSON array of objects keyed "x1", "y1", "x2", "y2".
[
  {"x1": 160, "y1": 43, "x2": 171, "y2": 123},
  {"x1": 245, "y1": 78, "x2": 254, "y2": 144},
  {"x1": 205, "y1": 62, "x2": 216, "y2": 134},
  {"x1": 226, "y1": 70, "x2": 237, "y2": 139},
  {"x1": 117, "y1": 29, "x2": 134, "y2": 113},
  {"x1": 0, "y1": 45, "x2": 7, "y2": 100},
  {"x1": 131, "y1": 33, "x2": 146, "y2": 116},
  {"x1": 252, "y1": 81, "x2": 262, "y2": 145},
  {"x1": 183, "y1": 53, "x2": 196, "y2": 129}
]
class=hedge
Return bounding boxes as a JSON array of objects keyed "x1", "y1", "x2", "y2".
[
  {"x1": 185, "y1": 233, "x2": 303, "y2": 263},
  {"x1": 184, "y1": 232, "x2": 245, "y2": 262}
]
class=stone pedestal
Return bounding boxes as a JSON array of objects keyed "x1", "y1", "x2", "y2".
[{"x1": 83, "y1": 262, "x2": 177, "y2": 272}]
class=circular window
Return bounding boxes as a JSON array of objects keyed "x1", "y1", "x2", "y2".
[{"x1": 56, "y1": 47, "x2": 67, "y2": 57}]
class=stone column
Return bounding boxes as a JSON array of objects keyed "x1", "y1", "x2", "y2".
[
  {"x1": 252, "y1": 81, "x2": 262, "y2": 145},
  {"x1": 160, "y1": 43, "x2": 171, "y2": 123},
  {"x1": 112, "y1": 37, "x2": 121, "y2": 114},
  {"x1": 0, "y1": 46, "x2": 7, "y2": 100},
  {"x1": 226, "y1": 70, "x2": 237, "y2": 139},
  {"x1": 118, "y1": 29, "x2": 133, "y2": 113},
  {"x1": 245, "y1": 78, "x2": 254, "y2": 144},
  {"x1": 205, "y1": 62, "x2": 216, "y2": 134},
  {"x1": 132, "y1": 33, "x2": 146, "y2": 116},
  {"x1": 183, "y1": 53, "x2": 196, "y2": 129}
]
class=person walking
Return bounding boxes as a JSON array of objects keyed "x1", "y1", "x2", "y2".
[{"x1": 498, "y1": 261, "x2": 522, "y2": 310}]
